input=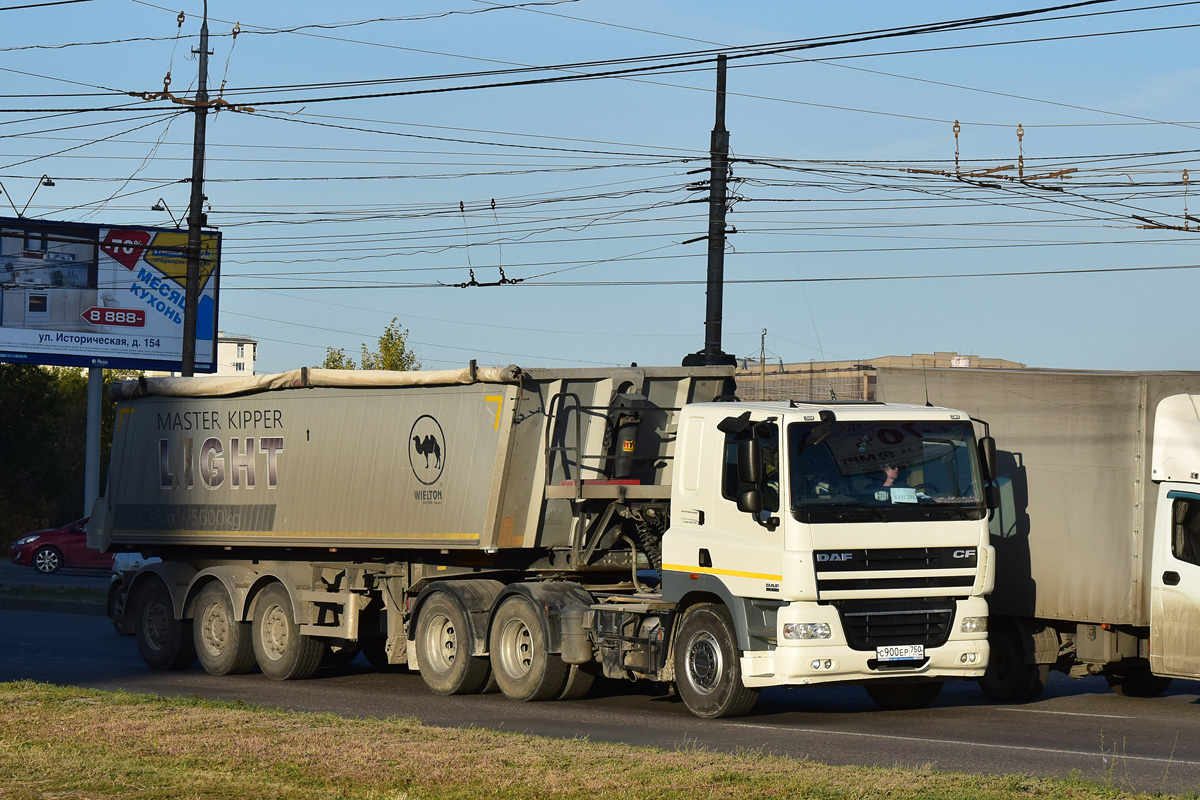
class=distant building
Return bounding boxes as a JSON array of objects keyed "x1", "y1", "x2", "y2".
[
  {"x1": 145, "y1": 331, "x2": 259, "y2": 378},
  {"x1": 734, "y1": 351, "x2": 1026, "y2": 402},
  {"x1": 215, "y1": 331, "x2": 257, "y2": 376}
]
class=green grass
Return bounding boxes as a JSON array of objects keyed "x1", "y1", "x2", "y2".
[{"x1": 0, "y1": 681, "x2": 1185, "y2": 800}]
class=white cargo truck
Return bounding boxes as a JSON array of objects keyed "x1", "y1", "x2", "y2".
[
  {"x1": 92, "y1": 363, "x2": 995, "y2": 717},
  {"x1": 876, "y1": 367, "x2": 1200, "y2": 701}
]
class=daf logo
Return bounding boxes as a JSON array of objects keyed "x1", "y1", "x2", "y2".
[
  {"x1": 816, "y1": 553, "x2": 853, "y2": 562},
  {"x1": 953, "y1": 549, "x2": 973, "y2": 559}
]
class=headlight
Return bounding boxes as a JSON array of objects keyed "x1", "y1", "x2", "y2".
[
  {"x1": 783, "y1": 622, "x2": 832, "y2": 640},
  {"x1": 960, "y1": 616, "x2": 988, "y2": 633},
  {"x1": 15, "y1": 535, "x2": 41, "y2": 546}
]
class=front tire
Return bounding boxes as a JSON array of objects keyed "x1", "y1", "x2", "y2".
[
  {"x1": 672, "y1": 604, "x2": 759, "y2": 719},
  {"x1": 415, "y1": 593, "x2": 491, "y2": 694},
  {"x1": 1106, "y1": 666, "x2": 1173, "y2": 697},
  {"x1": 865, "y1": 681, "x2": 944, "y2": 710},
  {"x1": 980, "y1": 628, "x2": 1047, "y2": 703},
  {"x1": 193, "y1": 582, "x2": 256, "y2": 676},
  {"x1": 33, "y1": 546, "x2": 63, "y2": 574},
  {"x1": 489, "y1": 595, "x2": 569, "y2": 701},
  {"x1": 132, "y1": 576, "x2": 196, "y2": 670},
  {"x1": 251, "y1": 583, "x2": 324, "y2": 680}
]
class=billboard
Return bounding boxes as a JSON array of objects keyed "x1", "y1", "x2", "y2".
[{"x1": 0, "y1": 217, "x2": 220, "y2": 371}]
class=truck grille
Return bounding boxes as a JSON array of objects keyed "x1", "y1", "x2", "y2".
[
  {"x1": 813, "y1": 546, "x2": 976, "y2": 597},
  {"x1": 832, "y1": 598, "x2": 955, "y2": 651}
]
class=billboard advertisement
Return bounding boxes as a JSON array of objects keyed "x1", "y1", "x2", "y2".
[{"x1": 0, "y1": 217, "x2": 220, "y2": 371}]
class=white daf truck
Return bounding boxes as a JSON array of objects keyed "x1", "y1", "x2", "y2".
[
  {"x1": 92, "y1": 363, "x2": 995, "y2": 717},
  {"x1": 876, "y1": 367, "x2": 1200, "y2": 701}
]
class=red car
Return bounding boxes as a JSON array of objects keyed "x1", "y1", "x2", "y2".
[{"x1": 8, "y1": 518, "x2": 114, "y2": 574}]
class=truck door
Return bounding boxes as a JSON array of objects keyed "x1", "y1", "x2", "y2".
[
  {"x1": 706, "y1": 420, "x2": 786, "y2": 598},
  {"x1": 1149, "y1": 488, "x2": 1200, "y2": 678}
]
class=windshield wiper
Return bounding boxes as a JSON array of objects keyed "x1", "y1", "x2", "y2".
[{"x1": 834, "y1": 507, "x2": 889, "y2": 523}]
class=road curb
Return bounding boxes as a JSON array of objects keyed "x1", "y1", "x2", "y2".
[{"x1": 0, "y1": 597, "x2": 106, "y2": 617}]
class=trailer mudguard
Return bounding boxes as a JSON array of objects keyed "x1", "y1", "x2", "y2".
[
  {"x1": 127, "y1": 561, "x2": 198, "y2": 620},
  {"x1": 408, "y1": 579, "x2": 505, "y2": 657},
  {"x1": 489, "y1": 582, "x2": 595, "y2": 654}
]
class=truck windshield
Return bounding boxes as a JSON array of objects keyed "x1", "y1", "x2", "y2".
[{"x1": 788, "y1": 420, "x2": 986, "y2": 523}]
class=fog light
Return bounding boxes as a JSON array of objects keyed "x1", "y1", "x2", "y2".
[
  {"x1": 783, "y1": 622, "x2": 832, "y2": 640},
  {"x1": 969, "y1": 653, "x2": 977, "y2": 663},
  {"x1": 811, "y1": 659, "x2": 822, "y2": 670},
  {"x1": 823, "y1": 659, "x2": 832, "y2": 669},
  {"x1": 960, "y1": 616, "x2": 988, "y2": 633}
]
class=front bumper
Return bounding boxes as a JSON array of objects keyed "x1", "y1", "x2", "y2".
[{"x1": 740, "y1": 595, "x2": 990, "y2": 687}]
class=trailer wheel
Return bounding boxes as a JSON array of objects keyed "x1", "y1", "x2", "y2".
[
  {"x1": 558, "y1": 664, "x2": 597, "y2": 701},
  {"x1": 865, "y1": 680, "x2": 944, "y2": 710},
  {"x1": 980, "y1": 628, "x2": 1047, "y2": 703},
  {"x1": 415, "y1": 593, "x2": 492, "y2": 694},
  {"x1": 251, "y1": 583, "x2": 324, "y2": 680},
  {"x1": 1106, "y1": 666, "x2": 1173, "y2": 697},
  {"x1": 193, "y1": 582, "x2": 256, "y2": 675},
  {"x1": 489, "y1": 595, "x2": 569, "y2": 701},
  {"x1": 673, "y1": 604, "x2": 759, "y2": 719},
  {"x1": 132, "y1": 576, "x2": 196, "y2": 670}
]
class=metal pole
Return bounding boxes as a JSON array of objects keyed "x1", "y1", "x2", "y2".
[
  {"x1": 83, "y1": 367, "x2": 102, "y2": 517},
  {"x1": 760, "y1": 328, "x2": 766, "y2": 401},
  {"x1": 182, "y1": 1, "x2": 210, "y2": 376},
  {"x1": 702, "y1": 54, "x2": 730, "y2": 366}
]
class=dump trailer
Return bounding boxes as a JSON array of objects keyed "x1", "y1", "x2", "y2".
[
  {"x1": 92, "y1": 363, "x2": 995, "y2": 717},
  {"x1": 876, "y1": 367, "x2": 1200, "y2": 701}
]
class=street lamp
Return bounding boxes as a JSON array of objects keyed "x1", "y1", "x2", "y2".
[
  {"x1": 0, "y1": 175, "x2": 55, "y2": 218},
  {"x1": 150, "y1": 198, "x2": 181, "y2": 228}
]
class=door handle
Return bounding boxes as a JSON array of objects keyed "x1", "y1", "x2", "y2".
[{"x1": 1164, "y1": 571, "x2": 1181, "y2": 586}]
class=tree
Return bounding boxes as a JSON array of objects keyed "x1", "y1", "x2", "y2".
[
  {"x1": 321, "y1": 318, "x2": 420, "y2": 371},
  {"x1": 0, "y1": 365, "x2": 142, "y2": 546}
]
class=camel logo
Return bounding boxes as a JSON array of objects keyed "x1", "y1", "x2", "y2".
[{"x1": 409, "y1": 414, "x2": 446, "y2": 486}]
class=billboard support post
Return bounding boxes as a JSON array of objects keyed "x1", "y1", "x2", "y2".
[{"x1": 84, "y1": 367, "x2": 101, "y2": 518}]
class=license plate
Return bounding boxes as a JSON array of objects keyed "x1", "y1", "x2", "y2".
[{"x1": 876, "y1": 644, "x2": 925, "y2": 662}]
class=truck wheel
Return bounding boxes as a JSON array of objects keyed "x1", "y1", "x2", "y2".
[
  {"x1": 251, "y1": 583, "x2": 324, "y2": 680},
  {"x1": 323, "y1": 641, "x2": 362, "y2": 666},
  {"x1": 865, "y1": 681, "x2": 944, "y2": 710},
  {"x1": 107, "y1": 580, "x2": 131, "y2": 636},
  {"x1": 558, "y1": 664, "x2": 597, "y2": 701},
  {"x1": 1106, "y1": 666, "x2": 1173, "y2": 697},
  {"x1": 489, "y1": 595, "x2": 569, "y2": 701},
  {"x1": 132, "y1": 576, "x2": 196, "y2": 670},
  {"x1": 980, "y1": 628, "x2": 1047, "y2": 703},
  {"x1": 415, "y1": 593, "x2": 492, "y2": 694},
  {"x1": 33, "y1": 546, "x2": 63, "y2": 574},
  {"x1": 672, "y1": 604, "x2": 759, "y2": 719},
  {"x1": 193, "y1": 582, "x2": 257, "y2": 676}
]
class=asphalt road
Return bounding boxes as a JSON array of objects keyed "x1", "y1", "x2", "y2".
[{"x1": 3, "y1": 605, "x2": 1200, "y2": 795}]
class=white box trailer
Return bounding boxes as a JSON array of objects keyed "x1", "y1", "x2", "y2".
[
  {"x1": 876, "y1": 367, "x2": 1200, "y2": 700},
  {"x1": 93, "y1": 363, "x2": 995, "y2": 717}
]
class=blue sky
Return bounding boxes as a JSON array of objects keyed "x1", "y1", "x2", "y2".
[{"x1": 4, "y1": 0, "x2": 1199, "y2": 372}]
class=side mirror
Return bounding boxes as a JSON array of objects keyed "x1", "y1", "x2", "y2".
[
  {"x1": 737, "y1": 438, "x2": 762, "y2": 485},
  {"x1": 979, "y1": 436, "x2": 998, "y2": 482},
  {"x1": 985, "y1": 484, "x2": 1000, "y2": 510},
  {"x1": 737, "y1": 489, "x2": 764, "y2": 515}
]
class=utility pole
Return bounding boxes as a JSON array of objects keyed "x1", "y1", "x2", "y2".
[
  {"x1": 683, "y1": 55, "x2": 733, "y2": 368},
  {"x1": 181, "y1": 1, "x2": 210, "y2": 376},
  {"x1": 702, "y1": 54, "x2": 731, "y2": 367}
]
